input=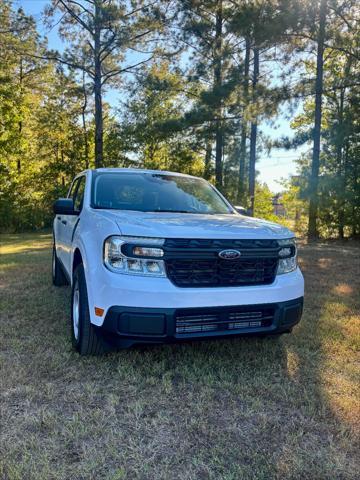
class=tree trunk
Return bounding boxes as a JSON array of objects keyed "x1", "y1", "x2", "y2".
[
  {"x1": 308, "y1": 0, "x2": 327, "y2": 239},
  {"x1": 352, "y1": 153, "x2": 359, "y2": 237},
  {"x1": 81, "y1": 71, "x2": 89, "y2": 169},
  {"x1": 237, "y1": 37, "x2": 250, "y2": 203},
  {"x1": 248, "y1": 47, "x2": 259, "y2": 217},
  {"x1": 337, "y1": 58, "x2": 352, "y2": 239},
  {"x1": 214, "y1": 0, "x2": 223, "y2": 190},
  {"x1": 94, "y1": 2, "x2": 103, "y2": 168},
  {"x1": 352, "y1": 157, "x2": 358, "y2": 237},
  {"x1": 337, "y1": 85, "x2": 345, "y2": 239},
  {"x1": 204, "y1": 141, "x2": 212, "y2": 180},
  {"x1": 18, "y1": 57, "x2": 23, "y2": 173}
]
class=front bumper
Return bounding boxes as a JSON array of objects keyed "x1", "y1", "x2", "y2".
[
  {"x1": 98, "y1": 297, "x2": 304, "y2": 348},
  {"x1": 87, "y1": 266, "x2": 304, "y2": 326}
]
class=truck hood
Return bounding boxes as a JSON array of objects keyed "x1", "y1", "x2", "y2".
[{"x1": 96, "y1": 210, "x2": 293, "y2": 239}]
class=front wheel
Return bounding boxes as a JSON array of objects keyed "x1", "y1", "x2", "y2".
[
  {"x1": 267, "y1": 329, "x2": 292, "y2": 338},
  {"x1": 71, "y1": 264, "x2": 110, "y2": 355},
  {"x1": 52, "y1": 245, "x2": 68, "y2": 286}
]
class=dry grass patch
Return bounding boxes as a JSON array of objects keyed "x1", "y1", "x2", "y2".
[{"x1": 1, "y1": 233, "x2": 359, "y2": 480}]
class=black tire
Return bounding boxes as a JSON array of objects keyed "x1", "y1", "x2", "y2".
[
  {"x1": 52, "y1": 245, "x2": 68, "y2": 286},
  {"x1": 71, "y1": 264, "x2": 110, "y2": 355},
  {"x1": 267, "y1": 329, "x2": 292, "y2": 338}
]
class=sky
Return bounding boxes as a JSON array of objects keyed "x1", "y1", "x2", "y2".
[{"x1": 17, "y1": 0, "x2": 309, "y2": 193}]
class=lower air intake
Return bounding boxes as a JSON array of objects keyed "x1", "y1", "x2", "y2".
[{"x1": 175, "y1": 306, "x2": 274, "y2": 334}]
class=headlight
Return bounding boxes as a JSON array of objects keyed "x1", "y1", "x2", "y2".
[
  {"x1": 104, "y1": 236, "x2": 166, "y2": 277},
  {"x1": 277, "y1": 238, "x2": 297, "y2": 274}
]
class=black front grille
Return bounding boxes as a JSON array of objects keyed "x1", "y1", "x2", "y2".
[
  {"x1": 175, "y1": 306, "x2": 274, "y2": 334},
  {"x1": 163, "y1": 238, "x2": 280, "y2": 288},
  {"x1": 166, "y1": 258, "x2": 278, "y2": 287}
]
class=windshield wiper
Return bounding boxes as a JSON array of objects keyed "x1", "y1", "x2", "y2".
[{"x1": 146, "y1": 209, "x2": 198, "y2": 214}]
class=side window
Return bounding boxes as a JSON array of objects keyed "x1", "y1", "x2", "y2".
[
  {"x1": 68, "y1": 178, "x2": 79, "y2": 200},
  {"x1": 73, "y1": 176, "x2": 86, "y2": 212}
]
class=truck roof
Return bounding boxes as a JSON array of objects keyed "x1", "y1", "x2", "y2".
[{"x1": 90, "y1": 167, "x2": 199, "y2": 179}]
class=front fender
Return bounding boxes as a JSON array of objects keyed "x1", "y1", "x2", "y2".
[{"x1": 71, "y1": 209, "x2": 121, "y2": 325}]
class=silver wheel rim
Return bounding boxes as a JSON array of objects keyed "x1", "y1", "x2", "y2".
[{"x1": 73, "y1": 281, "x2": 80, "y2": 341}]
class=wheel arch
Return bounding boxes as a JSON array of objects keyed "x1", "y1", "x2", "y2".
[{"x1": 73, "y1": 248, "x2": 83, "y2": 275}]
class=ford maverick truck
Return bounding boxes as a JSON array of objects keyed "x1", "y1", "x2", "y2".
[{"x1": 53, "y1": 168, "x2": 304, "y2": 355}]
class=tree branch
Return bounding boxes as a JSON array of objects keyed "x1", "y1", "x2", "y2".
[
  {"x1": 328, "y1": 5, "x2": 354, "y2": 30},
  {"x1": 102, "y1": 56, "x2": 154, "y2": 85},
  {"x1": 99, "y1": 32, "x2": 117, "y2": 57},
  {"x1": 67, "y1": 0, "x2": 94, "y2": 18},
  {"x1": 124, "y1": 1, "x2": 159, "y2": 18},
  {"x1": 58, "y1": 0, "x2": 94, "y2": 36},
  {"x1": 11, "y1": 46, "x2": 95, "y2": 78}
]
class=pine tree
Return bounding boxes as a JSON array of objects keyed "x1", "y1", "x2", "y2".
[
  {"x1": 43, "y1": 0, "x2": 166, "y2": 167},
  {"x1": 119, "y1": 61, "x2": 204, "y2": 175},
  {"x1": 229, "y1": 0, "x2": 305, "y2": 212},
  {"x1": 175, "y1": 0, "x2": 242, "y2": 189},
  {"x1": 283, "y1": 0, "x2": 359, "y2": 237}
]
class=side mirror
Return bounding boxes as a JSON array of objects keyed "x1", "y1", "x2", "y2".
[
  {"x1": 53, "y1": 198, "x2": 77, "y2": 215},
  {"x1": 234, "y1": 206, "x2": 249, "y2": 216}
]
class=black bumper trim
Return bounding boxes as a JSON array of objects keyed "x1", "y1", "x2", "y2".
[{"x1": 99, "y1": 297, "x2": 304, "y2": 347}]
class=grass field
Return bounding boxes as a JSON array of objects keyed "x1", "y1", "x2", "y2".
[{"x1": 0, "y1": 232, "x2": 359, "y2": 480}]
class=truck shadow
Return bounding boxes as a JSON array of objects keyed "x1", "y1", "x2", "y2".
[{"x1": 128, "y1": 242, "x2": 359, "y2": 477}]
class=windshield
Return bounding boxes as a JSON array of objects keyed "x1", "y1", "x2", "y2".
[{"x1": 92, "y1": 172, "x2": 233, "y2": 214}]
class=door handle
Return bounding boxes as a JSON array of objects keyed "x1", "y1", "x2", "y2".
[{"x1": 61, "y1": 220, "x2": 67, "y2": 225}]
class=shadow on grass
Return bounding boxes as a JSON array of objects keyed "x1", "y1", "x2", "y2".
[{"x1": 274, "y1": 242, "x2": 360, "y2": 476}]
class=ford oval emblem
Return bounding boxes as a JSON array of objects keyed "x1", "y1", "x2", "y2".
[{"x1": 218, "y1": 249, "x2": 241, "y2": 260}]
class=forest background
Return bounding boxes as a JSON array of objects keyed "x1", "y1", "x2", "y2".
[{"x1": 0, "y1": 0, "x2": 359, "y2": 239}]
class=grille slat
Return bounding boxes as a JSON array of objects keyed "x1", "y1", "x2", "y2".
[
  {"x1": 163, "y1": 238, "x2": 279, "y2": 288},
  {"x1": 175, "y1": 306, "x2": 274, "y2": 334},
  {"x1": 165, "y1": 239, "x2": 279, "y2": 249},
  {"x1": 176, "y1": 314, "x2": 218, "y2": 323},
  {"x1": 229, "y1": 311, "x2": 263, "y2": 320}
]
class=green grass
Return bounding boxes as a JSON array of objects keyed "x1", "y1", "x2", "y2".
[{"x1": 1, "y1": 233, "x2": 359, "y2": 480}]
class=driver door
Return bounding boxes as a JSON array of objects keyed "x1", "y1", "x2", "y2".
[{"x1": 56, "y1": 177, "x2": 79, "y2": 268}]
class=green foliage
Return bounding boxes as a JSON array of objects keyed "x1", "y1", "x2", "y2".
[
  {"x1": 119, "y1": 61, "x2": 205, "y2": 176},
  {"x1": 281, "y1": 181, "x2": 309, "y2": 234},
  {"x1": 253, "y1": 182, "x2": 278, "y2": 222},
  {"x1": 289, "y1": 30, "x2": 360, "y2": 238},
  {"x1": 0, "y1": 0, "x2": 359, "y2": 236},
  {"x1": 0, "y1": 4, "x2": 92, "y2": 231}
]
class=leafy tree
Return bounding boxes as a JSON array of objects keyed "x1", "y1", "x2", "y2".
[
  {"x1": 281, "y1": 179, "x2": 308, "y2": 234},
  {"x1": 0, "y1": 1, "x2": 93, "y2": 230},
  {"x1": 253, "y1": 182, "x2": 277, "y2": 221},
  {"x1": 0, "y1": 2, "x2": 49, "y2": 229}
]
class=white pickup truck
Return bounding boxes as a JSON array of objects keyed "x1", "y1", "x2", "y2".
[{"x1": 53, "y1": 168, "x2": 304, "y2": 355}]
